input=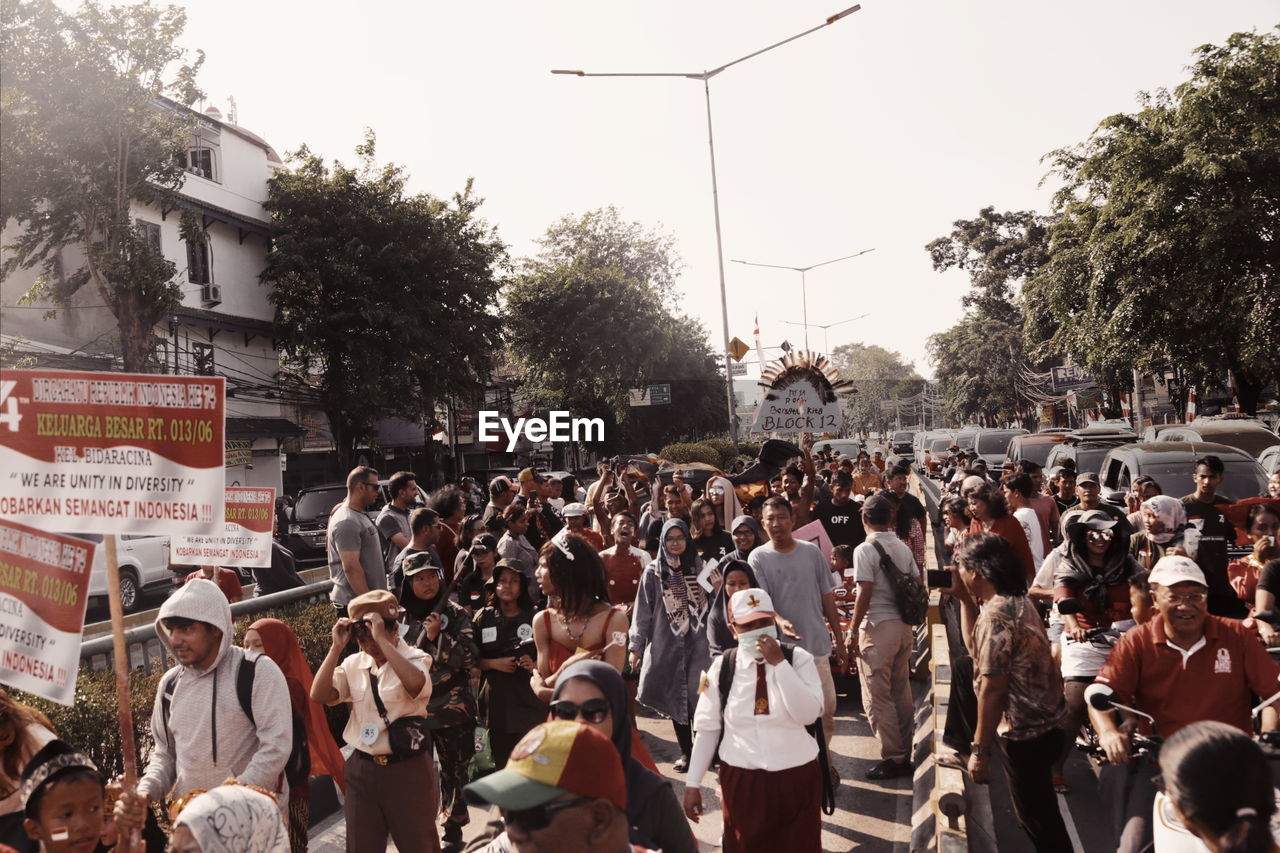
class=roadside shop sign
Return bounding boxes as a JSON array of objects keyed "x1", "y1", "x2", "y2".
[
  {"x1": 0, "y1": 369, "x2": 225, "y2": 535},
  {"x1": 0, "y1": 519, "x2": 94, "y2": 705},
  {"x1": 173, "y1": 487, "x2": 276, "y2": 568},
  {"x1": 1051, "y1": 365, "x2": 1095, "y2": 392}
]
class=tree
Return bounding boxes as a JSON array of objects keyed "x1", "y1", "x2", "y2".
[
  {"x1": 503, "y1": 209, "x2": 724, "y2": 454},
  {"x1": 262, "y1": 134, "x2": 505, "y2": 469},
  {"x1": 830, "y1": 343, "x2": 925, "y2": 435},
  {"x1": 1, "y1": 0, "x2": 205, "y2": 372},
  {"x1": 1025, "y1": 29, "x2": 1280, "y2": 413},
  {"x1": 924, "y1": 207, "x2": 1054, "y2": 425}
]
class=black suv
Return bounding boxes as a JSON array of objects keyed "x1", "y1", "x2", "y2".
[{"x1": 284, "y1": 480, "x2": 426, "y2": 567}]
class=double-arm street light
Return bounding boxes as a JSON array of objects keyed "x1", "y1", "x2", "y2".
[
  {"x1": 552, "y1": 5, "x2": 862, "y2": 445},
  {"x1": 733, "y1": 248, "x2": 875, "y2": 350},
  {"x1": 782, "y1": 311, "x2": 870, "y2": 355}
]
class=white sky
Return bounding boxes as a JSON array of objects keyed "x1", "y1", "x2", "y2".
[{"x1": 164, "y1": 0, "x2": 1273, "y2": 379}]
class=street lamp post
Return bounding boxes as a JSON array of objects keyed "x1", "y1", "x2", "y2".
[
  {"x1": 553, "y1": 5, "x2": 862, "y2": 446},
  {"x1": 782, "y1": 311, "x2": 870, "y2": 355},
  {"x1": 734, "y1": 249, "x2": 875, "y2": 350}
]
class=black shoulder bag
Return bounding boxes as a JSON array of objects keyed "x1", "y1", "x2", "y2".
[{"x1": 368, "y1": 671, "x2": 432, "y2": 758}]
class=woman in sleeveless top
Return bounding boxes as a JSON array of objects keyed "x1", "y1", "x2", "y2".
[{"x1": 532, "y1": 536, "x2": 659, "y2": 772}]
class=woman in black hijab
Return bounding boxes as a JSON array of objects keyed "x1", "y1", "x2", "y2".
[
  {"x1": 550, "y1": 660, "x2": 696, "y2": 853},
  {"x1": 706, "y1": 558, "x2": 758, "y2": 655}
]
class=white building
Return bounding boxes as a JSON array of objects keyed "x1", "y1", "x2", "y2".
[{"x1": 1, "y1": 100, "x2": 297, "y2": 495}]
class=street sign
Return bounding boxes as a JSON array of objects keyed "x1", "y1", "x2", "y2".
[
  {"x1": 628, "y1": 384, "x2": 672, "y2": 407},
  {"x1": 728, "y1": 337, "x2": 750, "y2": 362},
  {"x1": 1051, "y1": 364, "x2": 1095, "y2": 392},
  {"x1": 729, "y1": 362, "x2": 747, "y2": 377}
]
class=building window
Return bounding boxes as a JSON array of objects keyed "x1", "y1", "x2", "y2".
[
  {"x1": 137, "y1": 220, "x2": 161, "y2": 250},
  {"x1": 185, "y1": 147, "x2": 216, "y2": 180},
  {"x1": 187, "y1": 238, "x2": 211, "y2": 284},
  {"x1": 191, "y1": 342, "x2": 214, "y2": 376}
]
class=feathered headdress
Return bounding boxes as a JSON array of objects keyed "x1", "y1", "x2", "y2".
[{"x1": 758, "y1": 350, "x2": 856, "y2": 404}]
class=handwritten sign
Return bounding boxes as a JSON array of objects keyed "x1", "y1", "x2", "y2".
[
  {"x1": 173, "y1": 487, "x2": 276, "y2": 567},
  {"x1": 0, "y1": 519, "x2": 94, "y2": 705},
  {"x1": 0, "y1": 369, "x2": 224, "y2": 535},
  {"x1": 750, "y1": 378, "x2": 843, "y2": 435}
]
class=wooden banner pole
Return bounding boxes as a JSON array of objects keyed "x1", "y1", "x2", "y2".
[{"x1": 104, "y1": 534, "x2": 140, "y2": 853}]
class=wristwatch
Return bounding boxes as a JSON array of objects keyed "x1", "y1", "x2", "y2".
[{"x1": 970, "y1": 742, "x2": 992, "y2": 756}]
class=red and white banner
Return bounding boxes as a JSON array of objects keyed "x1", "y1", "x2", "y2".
[
  {"x1": 0, "y1": 519, "x2": 95, "y2": 705},
  {"x1": 173, "y1": 487, "x2": 276, "y2": 567},
  {"x1": 0, "y1": 369, "x2": 225, "y2": 535},
  {"x1": 1186, "y1": 386, "x2": 1198, "y2": 422}
]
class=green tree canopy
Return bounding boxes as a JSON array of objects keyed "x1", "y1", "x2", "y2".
[
  {"x1": 1, "y1": 0, "x2": 205, "y2": 371},
  {"x1": 262, "y1": 133, "x2": 505, "y2": 468},
  {"x1": 924, "y1": 207, "x2": 1053, "y2": 425},
  {"x1": 1025, "y1": 28, "x2": 1280, "y2": 413},
  {"x1": 503, "y1": 208, "x2": 724, "y2": 453},
  {"x1": 830, "y1": 343, "x2": 924, "y2": 435}
]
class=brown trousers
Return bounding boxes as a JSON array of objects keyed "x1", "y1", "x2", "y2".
[
  {"x1": 856, "y1": 619, "x2": 915, "y2": 762},
  {"x1": 344, "y1": 752, "x2": 441, "y2": 853}
]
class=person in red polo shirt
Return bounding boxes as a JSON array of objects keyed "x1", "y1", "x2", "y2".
[{"x1": 1089, "y1": 555, "x2": 1280, "y2": 853}]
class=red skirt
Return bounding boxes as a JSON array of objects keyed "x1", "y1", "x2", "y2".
[{"x1": 719, "y1": 759, "x2": 822, "y2": 853}]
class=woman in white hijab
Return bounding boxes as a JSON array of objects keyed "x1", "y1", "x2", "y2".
[
  {"x1": 1130, "y1": 494, "x2": 1187, "y2": 570},
  {"x1": 168, "y1": 784, "x2": 288, "y2": 853}
]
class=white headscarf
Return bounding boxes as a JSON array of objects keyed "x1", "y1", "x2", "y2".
[
  {"x1": 706, "y1": 476, "x2": 742, "y2": 529},
  {"x1": 173, "y1": 785, "x2": 288, "y2": 853},
  {"x1": 1143, "y1": 495, "x2": 1187, "y2": 545}
]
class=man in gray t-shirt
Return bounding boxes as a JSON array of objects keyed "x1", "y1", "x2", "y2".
[
  {"x1": 847, "y1": 493, "x2": 917, "y2": 779},
  {"x1": 328, "y1": 467, "x2": 386, "y2": 611},
  {"x1": 749, "y1": 496, "x2": 847, "y2": 748}
]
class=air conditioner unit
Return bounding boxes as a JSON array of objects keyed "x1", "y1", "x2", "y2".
[{"x1": 201, "y1": 284, "x2": 222, "y2": 305}]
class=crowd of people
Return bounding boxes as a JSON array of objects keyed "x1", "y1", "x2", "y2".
[{"x1": 2, "y1": 437, "x2": 1279, "y2": 853}]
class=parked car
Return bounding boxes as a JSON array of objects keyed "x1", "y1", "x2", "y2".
[
  {"x1": 924, "y1": 436, "x2": 955, "y2": 477},
  {"x1": 953, "y1": 430, "x2": 980, "y2": 452},
  {"x1": 1259, "y1": 445, "x2": 1280, "y2": 477},
  {"x1": 1099, "y1": 441, "x2": 1269, "y2": 504},
  {"x1": 1004, "y1": 433, "x2": 1068, "y2": 470},
  {"x1": 82, "y1": 532, "x2": 172, "y2": 613},
  {"x1": 972, "y1": 428, "x2": 1029, "y2": 469},
  {"x1": 891, "y1": 430, "x2": 916, "y2": 456},
  {"x1": 915, "y1": 430, "x2": 955, "y2": 469},
  {"x1": 816, "y1": 439, "x2": 863, "y2": 459},
  {"x1": 284, "y1": 479, "x2": 426, "y2": 567},
  {"x1": 1149, "y1": 419, "x2": 1280, "y2": 461},
  {"x1": 1044, "y1": 427, "x2": 1140, "y2": 476}
]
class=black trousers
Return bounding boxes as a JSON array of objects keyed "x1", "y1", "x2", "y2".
[
  {"x1": 999, "y1": 729, "x2": 1072, "y2": 853},
  {"x1": 1099, "y1": 755, "x2": 1159, "y2": 853},
  {"x1": 943, "y1": 653, "x2": 977, "y2": 753}
]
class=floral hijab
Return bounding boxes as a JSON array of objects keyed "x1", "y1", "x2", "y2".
[
  {"x1": 654, "y1": 518, "x2": 708, "y2": 637},
  {"x1": 173, "y1": 785, "x2": 288, "y2": 853},
  {"x1": 1143, "y1": 495, "x2": 1186, "y2": 545}
]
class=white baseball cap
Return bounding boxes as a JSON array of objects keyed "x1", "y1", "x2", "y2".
[
  {"x1": 561, "y1": 502, "x2": 587, "y2": 518},
  {"x1": 1148, "y1": 555, "x2": 1207, "y2": 588},
  {"x1": 729, "y1": 588, "x2": 776, "y2": 624}
]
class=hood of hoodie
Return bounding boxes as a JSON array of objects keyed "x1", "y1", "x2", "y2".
[{"x1": 155, "y1": 578, "x2": 233, "y2": 675}]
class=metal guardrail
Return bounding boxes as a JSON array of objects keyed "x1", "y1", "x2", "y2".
[{"x1": 79, "y1": 579, "x2": 334, "y2": 671}]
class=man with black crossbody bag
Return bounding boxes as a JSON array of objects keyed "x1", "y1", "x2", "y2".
[
  {"x1": 848, "y1": 494, "x2": 926, "y2": 779},
  {"x1": 310, "y1": 590, "x2": 439, "y2": 853}
]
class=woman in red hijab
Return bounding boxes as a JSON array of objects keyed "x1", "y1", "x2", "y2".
[{"x1": 245, "y1": 618, "x2": 347, "y2": 853}]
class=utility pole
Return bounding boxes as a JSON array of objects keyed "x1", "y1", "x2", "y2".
[{"x1": 1132, "y1": 368, "x2": 1145, "y2": 433}]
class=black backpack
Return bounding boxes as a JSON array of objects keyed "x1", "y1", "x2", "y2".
[
  {"x1": 160, "y1": 653, "x2": 310, "y2": 787},
  {"x1": 714, "y1": 645, "x2": 836, "y2": 815},
  {"x1": 870, "y1": 540, "x2": 928, "y2": 626}
]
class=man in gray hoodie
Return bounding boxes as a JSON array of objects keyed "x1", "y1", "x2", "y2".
[{"x1": 114, "y1": 578, "x2": 291, "y2": 830}]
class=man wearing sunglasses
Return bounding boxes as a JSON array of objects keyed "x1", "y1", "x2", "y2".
[
  {"x1": 463, "y1": 720, "x2": 653, "y2": 852},
  {"x1": 328, "y1": 466, "x2": 387, "y2": 616},
  {"x1": 1090, "y1": 555, "x2": 1280, "y2": 853}
]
